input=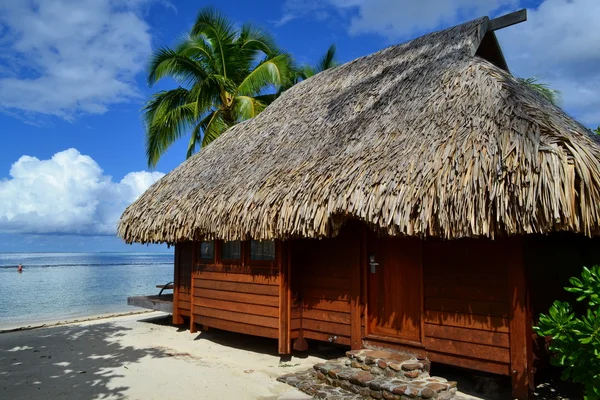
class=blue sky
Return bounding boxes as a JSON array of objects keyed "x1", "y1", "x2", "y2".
[{"x1": 0, "y1": 0, "x2": 598, "y2": 252}]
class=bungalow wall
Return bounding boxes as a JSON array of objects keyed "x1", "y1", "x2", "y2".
[
  {"x1": 190, "y1": 242, "x2": 282, "y2": 339},
  {"x1": 173, "y1": 242, "x2": 193, "y2": 321},
  {"x1": 422, "y1": 239, "x2": 511, "y2": 375},
  {"x1": 290, "y1": 224, "x2": 361, "y2": 347},
  {"x1": 172, "y1": 225, "x2": 539, "y2": 398}
]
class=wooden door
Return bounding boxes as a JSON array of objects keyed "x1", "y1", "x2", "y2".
[{"x1": 368, "y1": 237, "x2": 422, "y2": 343}]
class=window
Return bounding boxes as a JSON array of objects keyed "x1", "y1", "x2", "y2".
[
  {"x1": 250, "y1": 240, "x2": 275, "y2": 261},
  {"x1": 199, "y1": 241, "x2": 214, "y2": 261},
  {"x1": 222, "y1": 240, "x2": 241, "y2": 260}
]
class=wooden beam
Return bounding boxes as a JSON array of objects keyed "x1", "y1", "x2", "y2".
[
  {"x1": 507, "y1": 238, "x2": 532, "y2": 399},
  {"x1": 190, "y1": 241, "x2": 198, "y2": 334},
  {"x1": 489, "y1": 9, "x2": 527, "y2": 32},
  {"x1": 278, "y1": 241, "x2": 291, "y2": 354},
  {"x1": 172, "y1": 244, "x2": 184, "y2": 325},
  {"x1": 350, "y1": 225, "x2": 363, "y2": 350}
]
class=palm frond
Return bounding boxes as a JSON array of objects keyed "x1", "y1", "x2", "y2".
[
  {"x1": 191, "y1": 7, "x2": 237, "y2": 77},
  {"x1": 236, "y1": 53, "x2": 293, "y2": 96},
  {"x1": 175, "y1": 36, "x2": 218, "y2": 74},
  {"x1": 238, "y1": 23, "x2": 277, "y2": 54},
  {"x1": 315, "y1": 44, "x2": 339, "y2": 73},
  {"x1": 234, "y1": 96, "x2": 267, "y2": 121},
  {"x1": 518, "y1": 76, "x2": 561, "y2": 105},
  {"x1": 143, "y1": 88, "x2": 196, "y2": 168},
  {"x1": 147, "y1": 47, "x2": 208, "y2": 87},
  {"x1": 200, "y1": 109, "x2": 229, "y2": 147},
  {"x1": 187, "y1": 75, "x2": 232, "y2": 118}
]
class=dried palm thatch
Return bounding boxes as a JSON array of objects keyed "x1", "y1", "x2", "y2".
[{"x1": 119, "y1": 16, "x2": 600, "y2": 244}]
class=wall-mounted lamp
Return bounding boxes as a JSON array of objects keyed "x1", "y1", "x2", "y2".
[{"x1": 369, "y1": 253, "x2": 379, "y2": 274}]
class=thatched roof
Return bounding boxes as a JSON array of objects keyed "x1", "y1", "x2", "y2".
[{"x1": 119, "y1": 16, "x2": 600, "y2": 244}]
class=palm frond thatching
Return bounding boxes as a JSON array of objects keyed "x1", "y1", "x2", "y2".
[{"x1": 119, "y1": 16, "x2": 600, "y2": 244}]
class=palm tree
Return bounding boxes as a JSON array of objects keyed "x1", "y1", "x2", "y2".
[
  {"x1": 518, "y1": 76, "x2": 560, "y2": 105},
  {"x1": 594, "y1": 127, "x2": 600, "y2": 135},
  {"x1": 278, "y1": 44, "x2": 339, "y2": 94},
  {"x1": 299, "y1": 44, "x2": 340, "y2": 80},
  {"x1": 144, "y1": 7, "x2": 293, "y2": 168}
]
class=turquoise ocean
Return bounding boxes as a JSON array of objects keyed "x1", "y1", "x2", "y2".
[{"x1": 0, "y1": 253, "x2": 173, "y2": 329}]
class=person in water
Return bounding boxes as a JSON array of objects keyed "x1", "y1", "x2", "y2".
[{"x1": 17, "y1": 264, "x2": 22, "y2": 272}]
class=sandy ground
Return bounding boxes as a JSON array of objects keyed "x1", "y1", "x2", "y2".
[
  {"x1": 1, "y1": 312, "x2": 576, "y2": 400},
  {"x1": 0, "y1": 312, "x2": 318, "y2": 400}
]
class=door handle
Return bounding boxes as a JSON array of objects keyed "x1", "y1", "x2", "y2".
[{"x1": 369, "y1": 262, "x2": 379, "y2": 274}]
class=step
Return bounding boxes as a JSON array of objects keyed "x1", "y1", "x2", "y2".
[
  {"x1": 278, "y1": 349, "x2": 457, "y2": 400},
  {"x1": 278, "y1": 369, "x2": 362, "y2": 400},
  {"x1": 344, "y1": 349, "x2": 431, "y2": 380}
]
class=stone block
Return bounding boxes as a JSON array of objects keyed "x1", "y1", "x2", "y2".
[
  {"x1": 341, "y1": 381, "x2": 353, "y2": 392},
  {"x1": 365, "y1": 356, "x2": 376, "y2": 365},
  {"x1": 369, "y1": 380, "x2": 383, "y2": 391},
  {"x1": 371, "y1": 366, "x2": 383, "y2": 376},
  {"x1": 382, "y1": 391, "x2": 401, "y2": 400},
  {"x1": 351, "y1": 360, "x2": 362, "y2": 369},
  {"x1": 403, "y1": 370, "x2": 420, "y2": 379},
  {"x1": 349, "y1": 371, "x2": 374, "y2": 386},
  {"x1": 370, "y1": 389, "x2": 383, "y2": 399},
  {"x1": 392, "y1": 385, "x2": 408, "y2": 395},
  {"x1": 420, "y1": 388, "x2": 435, "y2": 399},
  {"x1": 365, "y1": 350, "x2": 394, "y2": 359},
  {"x1": 426, "y1": 382, "x2": 448, "y2": 393},
  {"x1": 388, "y1": 363, "x2": 403, "y2": 372},
  {"x1": 377, "y1": 360, "x2": 389, "y2": 369},
  {"x1": 316, "y1": 371, "x2": 327, "y2": 381},
  {"x1": 328, "y1": 368, "x2": 342, "y2": 379},
  {"x1": 388, "y1": 354, "x2": 413, "y2": 363},
  {"x1": 358, "y1": 387, "x2": 371, "y2": 396},
  {"x1": 401, "y1": 363, "x2": 422, "y2": 372}
]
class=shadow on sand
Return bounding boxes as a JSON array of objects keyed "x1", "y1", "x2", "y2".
[{"x1": 0, "y1": 318, "x2": 170, "y2": 400}]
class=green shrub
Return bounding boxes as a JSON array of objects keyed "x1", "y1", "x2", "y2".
[{"x1": 535, "y1": 265, "x2": 600, "y2": 399}]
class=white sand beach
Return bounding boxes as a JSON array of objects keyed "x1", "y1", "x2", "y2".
[{"x1": 0, "y1": 312, "x2": 320, "y2": 400}]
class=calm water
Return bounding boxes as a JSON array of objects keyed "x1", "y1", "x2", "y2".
[{"x1": 0, "y1": 253, "x2": 173, "y2": 329}]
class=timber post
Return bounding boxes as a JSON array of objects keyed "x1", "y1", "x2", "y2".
[
  {"x1": 189, "y1": 241, "x2": 198, "y2": 334},
  {"x1": 278, "y1": 240, "x2": 292, "y2": 354},
  {"x1": 508, "y1": 238, "x2": 532, "y2": 399},
  {"x1": 172, "y1": 244, "x2": 184, "y2": 325}
]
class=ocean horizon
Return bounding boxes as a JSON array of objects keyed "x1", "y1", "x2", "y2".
[{"x1": 0, "y1": 252, "x2": 174, "y2": 329}]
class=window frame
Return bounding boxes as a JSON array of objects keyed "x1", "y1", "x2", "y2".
[
  {"x1": 197, "y1": 240, "x2": 215, "y2": 264},
  {"x1": 221, "y1": 240, "x2": 242, "y2": 263},
  {"x1": 247, "y1": 240, "x2": 277, "y2": 267}
]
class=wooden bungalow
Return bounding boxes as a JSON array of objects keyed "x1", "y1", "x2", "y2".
[{"x1": 118, "y1": 11, "x2": 600, "y2": 399}]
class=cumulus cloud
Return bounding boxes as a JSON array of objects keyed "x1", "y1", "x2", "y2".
[
  {"x1": 497, "y1": 0, "x2": 600, "y2": 127},
  {"x1": 0, "y1": 0, "x2": 168, "y2": 121},
  {"x1": 0, "y1": 149, "x2": 164, "y2": 235}
]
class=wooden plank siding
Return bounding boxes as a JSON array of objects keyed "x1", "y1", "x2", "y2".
[
  {"x1": 422, "y1": 239, "x2": 512, "y2": 376},
  {"x1": 290, "y1": 224, "x2": 361, "y2": 346},
  {"x1": 175, "y1": 242, "x2": 193, "y2": 318},
  {"x1": 192, "y1": 262, "x2": 280, "y2": 339}
]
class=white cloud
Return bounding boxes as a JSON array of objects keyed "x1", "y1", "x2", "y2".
[
  {"x1": 0, "y1": 149, "x2": 164, "y2": 235},
  {"x1": 497, "y1": 0, "x2": 600, "y2": 127},
  {"x1": 278, "y1": 0, "x2": 517, "y2": 37},
  {"x1": 0, "y1": 0, "x2": 161, "y2": 121},
  {"x1": 333, "y1": 0, "x2": 517, "y2": 38}
]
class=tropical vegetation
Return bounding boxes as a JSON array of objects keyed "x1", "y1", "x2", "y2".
[
  {"x1": 518, "y1": 76, "x2": 560, "y2": 105},
  {"x1": 535, "y1": 265, "x2": 600, "y2": 399},
  {"x1": 143, "y1": 7, "x2": 293, "y2": 168}
]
